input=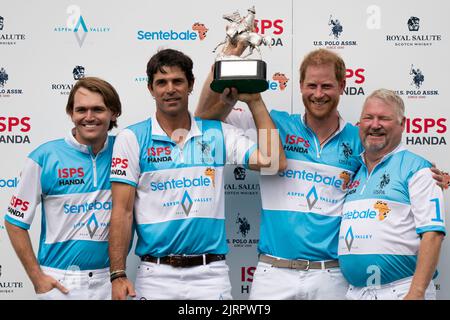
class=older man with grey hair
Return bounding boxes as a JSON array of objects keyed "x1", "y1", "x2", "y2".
[{"x1": 338, "y1": 89, "x2": 446, "y2": 300}]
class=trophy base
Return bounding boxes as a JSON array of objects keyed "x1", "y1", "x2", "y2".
[{"x1": 210, "y1": 60, "x2": 269, "y2": 94}]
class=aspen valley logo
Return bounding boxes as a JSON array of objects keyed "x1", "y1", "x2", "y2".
[{"x1": 53, "y1": 6, "x2": 111, "y2": 47}]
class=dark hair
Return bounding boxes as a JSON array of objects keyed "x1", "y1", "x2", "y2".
[
  {"x1": 146, "y1": 48, "x2": 195, "y2": 88},
  {"x1": 66, "y1": 77, "x2": 122, "y2": 130},
  {"x1": 300, "y1": 49, "x2": 346, "y2": 84}
]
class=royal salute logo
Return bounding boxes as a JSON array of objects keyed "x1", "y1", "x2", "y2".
[
  {"x1": 54, "y1": 5, "x2": 111, "y2": 47},
  {"x1": 137, "y1": 22, "x2": 208, "y2": 41},
  {"x1": 51, "y1": 66, "x2": 87, "y2": 95},
  {"x1": 0, "y1": 116, "x2": 31, "y2": 144},
  {"x1": 393, "y1": 64, "x2": 439, "y2": 100},
  {"x1": 0, "y1": 67, "x2": 24, "y2": 98},
  {"x1": 0, "y1": 16, "x2": 26, "y2": 46},
  {"x1": 0, "y1": 265, "x2": 24, "y2": 295},
  {"x1": 407, "y1": 16, "x2": 420, "y2": 31},
  {"x1": 225, "y1": 166, "x2": 259, "y2": 196},
  {"x1": 234, "y1": 166, "x2": 246, "y2": 181},
  {"x1": 385, "y1": 15, "x2": 442, "y2": 47},
  {"x1": 405, "y1": 117, "x2": 447, "y2": 146},
  {"x1": 313, "y1": 14, "x2": 358, "y2": 49},
  {"x1": 72, "y1": 65, "x2": 85, "y2": 80},
  {"x1": 374, "y1": 201, "x2": 391, "y2": 221}
]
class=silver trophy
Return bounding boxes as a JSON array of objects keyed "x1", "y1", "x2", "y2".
[{"x1": 210, "y1": 6, "x2": 271, "y2": 93}]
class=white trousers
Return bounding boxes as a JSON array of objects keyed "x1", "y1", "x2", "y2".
[
  {"x1": 36, "y1": 266, "x2": 111, "y2": 300},
  {"x1": 134, "y1": 260, "x2": 232, "y2": 300},
  {"x1": 249, "y1": 261, "x2": 349, "y2": 300},
  {"x1": 346, "y1": 276, "x2": 436, "y2": 300}
]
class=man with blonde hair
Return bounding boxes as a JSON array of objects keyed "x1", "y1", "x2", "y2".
[{"x1": 338, "y1": 89, "x2": 445, "y2": 300}]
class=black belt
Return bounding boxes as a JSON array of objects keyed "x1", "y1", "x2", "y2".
[{"x1": 140, "y1": 254, "x2": 226, "y2": 268}]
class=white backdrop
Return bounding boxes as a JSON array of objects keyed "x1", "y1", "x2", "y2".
[{"x1": 1, "y1": 0, "x2": 449, "y2": 299}]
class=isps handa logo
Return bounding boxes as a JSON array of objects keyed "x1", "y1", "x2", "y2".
[
  {"x1": 0, "y1": 67, "x2": 24, "y2": 98},
  {"x1": 405, "y1": 117, "x2": 447, "y2": 146},
  {"x1": 0, "y1": 265, "x2": 25, "y2": 295},
  {"x1": 344, "y1": 68, "x2": 365, "y2": 96},
  {"x1": 53, "y1": 6, "x2": 111, "y2": 47},
  {"x1": 50, "y1": 65, "x2": 86, "y2": 95},
  {"x1": 0, "y1": 116, "x2": 31, "y2": 144},
  {"x1": 394, "y1": 64, "x2": 439, "y2": 99},
  {"x1": 137, "y1": 22, "x2": 208, "y2": 41},
  {"x1": 385, "y1": 16, "x2": 442, "y2": 47},
  {"x1": 313, "y1": 14, "x2": 358, "y2": 49}
]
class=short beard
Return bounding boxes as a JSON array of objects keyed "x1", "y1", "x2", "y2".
[{"x1": 363, "y1": 139, "x2": 386, "y2": 153}]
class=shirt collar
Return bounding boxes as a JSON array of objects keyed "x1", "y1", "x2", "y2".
[
  {"x1": 301, "y1": 112, "x2": 347, "y2": 139},
  {"x1": 151, "y1": 111, "x2": 202, "y2": 143},
  {"x1": 359, "y1": 143, "x2": 406, "y2": 167},
  {"x1": 65, "y1": 128, "x2": 109, "y2": 155}
]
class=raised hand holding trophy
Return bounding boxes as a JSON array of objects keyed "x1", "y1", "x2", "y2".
[{"x1": 210, "y1": 6, "x2": 271, "y2": 94}]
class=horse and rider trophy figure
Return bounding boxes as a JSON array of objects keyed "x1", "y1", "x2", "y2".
[{"x1": 210, "y1": 6, "x2": 271, "y2": 94}]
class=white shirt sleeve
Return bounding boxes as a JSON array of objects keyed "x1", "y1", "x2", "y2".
[
  {"x1": 5, "y1": 158, "x2": 42, "y2": 230},
  {"x1": 221, "y1": 122, "x2": 257, "y2": 166},
  {"x1": 110, "y1": 129, "x2": 141, "y2": 187},
  {"x1": 409, "y1": 167, "x2": 446, "y2": 235},
  {"x1": 225, "y1": 105, "x2": 257, "y2": 142}
]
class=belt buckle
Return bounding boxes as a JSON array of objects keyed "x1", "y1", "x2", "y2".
[
  {"x1": 304, "y1": 260, "x2": 310, "y2": 271},
  {"x1": 169, "y1": 255, "x2": 184, "y2": 267}
]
